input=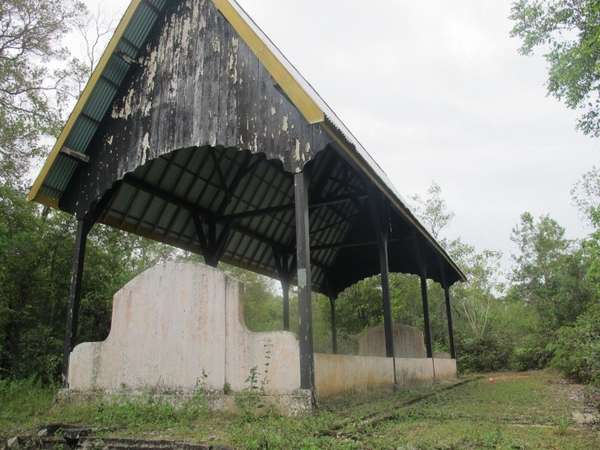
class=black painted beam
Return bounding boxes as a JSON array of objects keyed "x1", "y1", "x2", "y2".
[
  {"x1": 123, "y1": 174, "x2": 211, "y2": 218},
  {"x1": 273, "y1": 246, "x2": 292, "y2": 331},
  {"x1": 311, "y1": 237, "x2": 408, "y2": 252},
  {"x1": 294, "y1": 171, "x2": 315, "y2": 393},
  {"x1": 282, "y1": 279, "x2": 290, "y2": 331},
  {"x1": 444, "y1": 286, "x2": 457, "y2": 360},
  {"x1": 219, "y1": 194, "x2": 367, "y2": 223},
  {"x1": 329, "y1": 296, "x2": 338, "y2": 354},
  {"x1": 123, "y1": 175, "x2": 331, "y2": 271},
  {"x1": 62, "y1": 219, "x2": 91, "y2": 386},
  {"x1": 370, "y1": 190, "x2": 395, "y2": 359},
  {"x1": 420, "y1": 274, "x2": 433, "y2": 358}
]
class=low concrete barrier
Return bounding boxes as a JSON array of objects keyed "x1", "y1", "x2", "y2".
[
  {"x1": 69, "y1": 262, "x2": 301, "y2": 395},
  {"x1": 68, "y1": 261, "x2": 456, "y2": 410},
  {"x1": 315, "y1": 354, "x2": 457, "y2": 398},
  {"x1": 357, "y1": 324, "x2": 427, "y2": 358}
]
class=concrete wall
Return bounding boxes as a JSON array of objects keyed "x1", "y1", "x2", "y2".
[
  {"x1": 69, "y1": 262, "x2": 300, "y2": 395},
  {"x1": 357, "y1": 324, "x2": 427, "y2": 358},
  {"x1": 69, "y1": 261, "x2": 456, "y2": 402},
  {"x1": 315, "y1": 354, "x2": 457, "y2": 398}
]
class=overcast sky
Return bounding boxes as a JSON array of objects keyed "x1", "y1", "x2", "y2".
[{"x1": 80, "y1": 0, "x2": 599, "y2": 272}]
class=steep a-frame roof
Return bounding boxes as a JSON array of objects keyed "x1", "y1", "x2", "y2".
[{"x1": 28, "y1": 0, "x2": 466, "y2": 286}]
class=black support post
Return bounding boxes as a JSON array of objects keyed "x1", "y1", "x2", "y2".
[
  {"x1": 329, "y1": 296, "x2": 338, "y2": 354},
  {"x1": 370, "y1": 192, "x2": 395, "y2": 359},
  {"x1": 420, "y1": 274, "x2": 433, "y2": 358},
  {"x1": 444, "y1": 286, "x2": 457, "y2": 360},
  {"x1": 282, "y1": 279, "x2": 290, "y2": 331},
  {"x1": 62, "y1": 219, "x2": 91, "y2": 385},
  {"x1": 377, "y1": 229, "x2": 395, "y2": 358},
  {"x1": 294, "y1": 171, "x2": 315, "y2": 392},
  {"x1": 273, "y1": 247, "x2": 293, "y2": 331}
]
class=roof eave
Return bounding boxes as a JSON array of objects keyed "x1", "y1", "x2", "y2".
[{"x1": 27, "y1": 0, "x2": 144, "y2": 205}]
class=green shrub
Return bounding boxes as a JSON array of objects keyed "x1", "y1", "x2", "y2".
[
  {"x1": 510, "y1": 333, "x2": 554, "y2": 371},
  {"x1": 552, "y1": 303, "x2": 600, "y2": 385},
  {"x1": 457, "y1": 334, "x2": 512, "y2": 373}
]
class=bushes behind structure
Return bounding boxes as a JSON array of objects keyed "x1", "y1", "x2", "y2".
[{"x1": 552, "y1": 303, "x2": 600, "y2": 386}]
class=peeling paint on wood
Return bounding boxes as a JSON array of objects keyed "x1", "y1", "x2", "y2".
[{"x1": 62, "y1": 0, "x2": 330, "y2": 217}]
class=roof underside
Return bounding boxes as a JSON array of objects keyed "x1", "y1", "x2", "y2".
[
  {"x1": 28, "y1": 0, "x2": 466, "y2": 292},
  {"x1": 97, "y1": 145, "x2": 460, "y2": 295}
]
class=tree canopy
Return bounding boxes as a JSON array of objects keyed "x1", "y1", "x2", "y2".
[
  {"x1": 511, "y1": 0, "x2": 600, "y2": 137},
  {"x1": 0, "y1": 0, "x2": 87, "y2": 185}
]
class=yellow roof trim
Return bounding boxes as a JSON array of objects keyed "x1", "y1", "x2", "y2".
[
  {"x1": 212, "y1": 0, "x2": 325, "y2": 125},
  {"x1": 27, "y1": 0, "x2": 143, "y2": 203}
]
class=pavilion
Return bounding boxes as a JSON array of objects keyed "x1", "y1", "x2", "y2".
[{"x1": 28, "y1": 0, "x2": 466, "y2": 395}]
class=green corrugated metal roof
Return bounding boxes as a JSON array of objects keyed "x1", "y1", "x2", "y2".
[{"x1": 29, "y1": 0, "x2": 166, "y2": 206}]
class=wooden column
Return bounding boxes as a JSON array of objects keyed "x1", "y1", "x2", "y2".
[
  {"x1": 420, "y1": 274, "x2": 433, "y2": 358},
  {"x1": 62, "y1": 219, "x2": 91, "y2": 385},
  {"x1": 282, "y1": 279, "x2": 290, "y2": 331},
  {"x1": 329, "y1": 296, "x2": 338, "y2": 354},
  {"x1": 378, "y1": 228, "x2": 395, "y2": 358},
  {"x1": 294, "y1": 171, "x2": 315, "y2": 391},
  {"x1": 444, "y1": 285, "x2": 457, "y2": 359},
  {"x1": 371, "y1": 191, "x2": 395, "y2": 359},
  {"x1": 274, "y1": 247, "x2": 293, "y2": 332}
]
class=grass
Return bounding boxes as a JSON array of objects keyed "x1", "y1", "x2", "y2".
[{"x1": 1, "y1": 371, "x2": 598, "y2": 449}]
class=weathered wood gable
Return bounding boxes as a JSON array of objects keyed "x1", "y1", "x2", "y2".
[{"x1": 63, "y1": 0, "x2": 330, "y2": 217}]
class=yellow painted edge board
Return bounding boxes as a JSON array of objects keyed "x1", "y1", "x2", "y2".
[
  {"x1": 320, "y1": 121, "x2": 467, "y2": 282},
  {"x1": 213, "y1": 0, "x2": 325, "y2": 125},
  {"x1": 27, "y1": 0, "x2": 143, "y2": 204}
]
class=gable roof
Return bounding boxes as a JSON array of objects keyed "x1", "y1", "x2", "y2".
[{"x1": 28, "y1": 0, "x2": 466, "y2": 283}]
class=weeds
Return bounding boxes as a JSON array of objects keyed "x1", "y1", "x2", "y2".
[
  {"x1": 1, "y1": 371, "x2": 599, "y2": 449},
  {"x1": 556, "y1": 415, "x2": 570, "y2": 436}
]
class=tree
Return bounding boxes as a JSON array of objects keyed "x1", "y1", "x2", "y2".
[
  {"x1": 571, "y1": 168, "x2": 600, "y2": 296},
  {"x1": 552, "y1": 302, "x2": 600, "y2": 385},
  {"x1": 510, "y1": 0, "x2": 600, "y2": 137},
  {"x1": 511, "y1": 212, "x2": 569, "y2": 298},
  {"x1": 410, "y1": 182, "x2": 454, "y2": 241},
  {"x1": 510, "y1": 212, "x2": 593, "y2": 330},
  {"x1": 448, "y1": 239, "x2": 504, "y2": 339},
  {"x1": 0, "y1": 0, "x2": 86, "y2": 185},
  {"x1": 572, "y1": 167, "x2": 600, "y2": 224},
  {"x1": 0, "y1": 182, "x2": 178, "y2": 381}
]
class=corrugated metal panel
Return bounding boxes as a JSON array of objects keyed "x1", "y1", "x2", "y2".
[
  {"x1": 123, "y1": 3, "x2": 159, "y2": 48},
  {"x1": 104, "y1": 55, "x2": 131, "y2": 85},
  {"x1": 37, "y1": 0, "x2": 166, "y2": 204},
  {"x1": 82, "y1": 80, "x2": 118, "y2": 122},
  {"x1": 45, "y1": 157, "x2": 77, "y2": 192}
]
